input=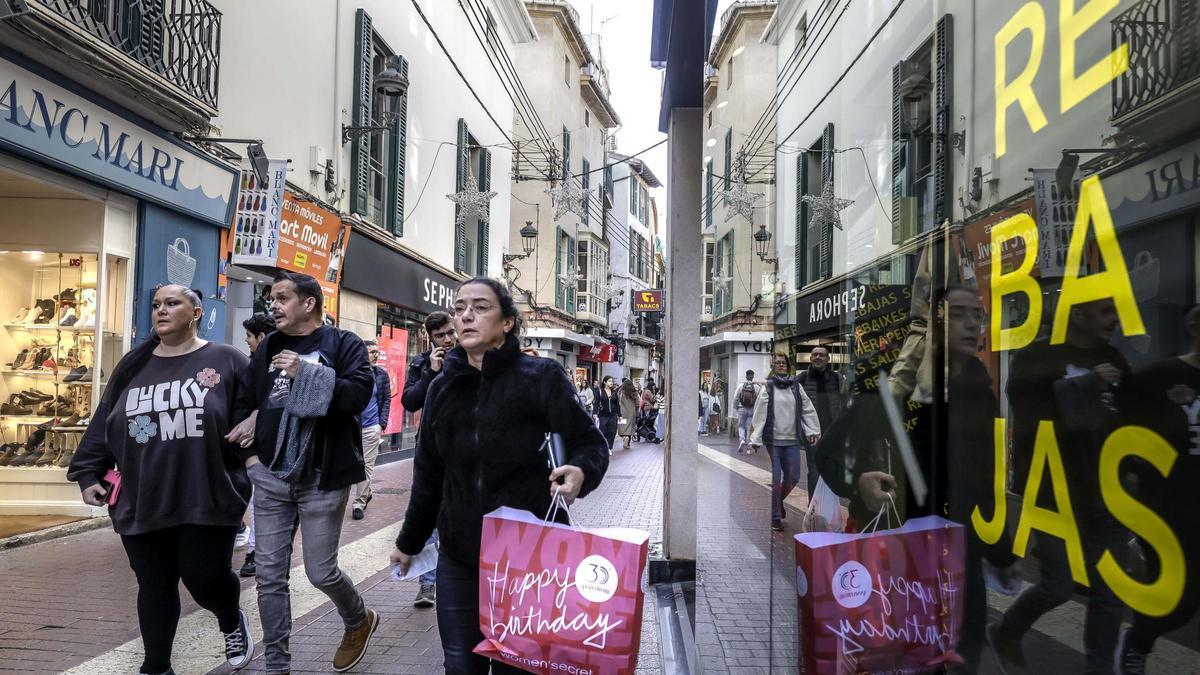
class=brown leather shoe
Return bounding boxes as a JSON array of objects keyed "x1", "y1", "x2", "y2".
[{"x1": 332, "y1": 608, "x2": 378, "y2": 672}]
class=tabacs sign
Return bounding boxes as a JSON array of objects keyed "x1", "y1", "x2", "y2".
[{"x1": 632, "y1": 289, "x2": 664, "y2": 312}]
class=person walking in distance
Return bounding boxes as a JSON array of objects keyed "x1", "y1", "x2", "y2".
[
  {"x1": 400, "y1": 310, "x2": 456, "y2": 609},
  {"x1": 618, "y1": 378, "x2": 638, "y2": 450},
  {"x1": 390, "y1": 278, "x2": 608, "y2": 674},
  {"x1": 797, "y1": 346, "x2": 842, "y2": 494},
  {"x1": 352, "y1": 340, "x2": 390, "y2": 520},
  {"x1": 750, "y1": 353, "x2": 820, "y2": 531},
  {"x1": 595, "y1": 375, "x2": 620, "y2": 451},
  {"x1": 986, "y1": 298, "x2": 1130, "y2": 675},
  {"x1": 735, "y1": 370, "x2": 760, "y2": 454},
  {"x1": 236, "y1": 312, "x2": 275, "y2": 579},
  {"x1": 68, "y1": 285, "x2": 255, "y2": 674},
  {"x1": 225, "y1": 271, "x2": 378, "y2": 674}
]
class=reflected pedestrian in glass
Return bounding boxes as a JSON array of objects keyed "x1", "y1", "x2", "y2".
[
  {"x1": 750, "y1": 352, "x2": 820, "y2": 531},
  {"x1": 618, "y1": 377, "x2": 638, "y2": 449}
]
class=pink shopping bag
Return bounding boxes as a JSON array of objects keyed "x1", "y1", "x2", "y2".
[
  {"x1": 794, "y1": 515, "x2": 966, "y2": 674},
  {"x1": 475, "y1": 506, "x2": 650, "y2": 675}
]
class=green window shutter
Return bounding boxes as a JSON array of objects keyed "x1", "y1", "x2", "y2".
[
  {"x1": 387, "y1": 55, "x2": 409, "y2": 236},
  {"x1": 714, "y1": 238, "x2": 724, "y2": 314},
  {"x1": 723, "y1": 129, "x2": 732, "y2": 190},
  {"x1": 726, "y1": 234, "x2": 734, "y2": 313},
  {"x1": 796, "y1": 153, "x2": 809, "y2": 287},
  {"x1": 478, "y1": 148, "x2": 491, "y2": 276},
  {"x1": 705, "y1": 160, "x2": 713, "y2": 228},
  {"x1": 350, "y1": 9, "x2": 374, "y2": 216},
  {"x1": 820, "y1": 122, "x2": 834, "y2": 279},
  {"x1": 628, "y1": 226, "x2": 635, "y2": 274},
  {"x1": 891, "y1": 62, "x2": 905, "y2": 244},
  {"x1": 581, "y1": 159, "x2": 590, "y2": 226},
  {"x1": 934, "y1": 14, "x2": 954, "y2": 225},
  {"x1": 454, "y1": 118, "x2": 468, "y2": 273},
  {"x1": 629, "y1": 176, "x2": 637, "y2": 215},
  {"x1": 567, "y1": 235, "x2": 577, "y2": 310},
  {"x1": 555, "y1": 225, "x2": 564, "y2": 309}
]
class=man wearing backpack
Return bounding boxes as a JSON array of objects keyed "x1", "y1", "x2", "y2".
[{"x1": 735, "y1": 370, "x2": 760, "y2": 454}]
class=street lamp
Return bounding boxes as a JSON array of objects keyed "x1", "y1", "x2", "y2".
[
  {"x1": 754, "y1": 224, "x2": 777, "y2": 264},
  {"x1": 503, "y1": 221, "x2": 539, "y2": 264},
  {"x1": 342, "y1": 58, "x2": 410, "y2": 144}
]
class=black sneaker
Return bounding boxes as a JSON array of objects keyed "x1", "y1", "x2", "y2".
[
  {"x1": 986, "y1": 622, "x2": 1028, "y2": 675},
  {"x1": 771, "y1": 518, "x2": 783, "y2": 531},
  {"x1": 352, "y1": 505, "x2": 364, "y2": 520},
  {"x1": 414, "y1": 582, "x2": 436, "y2": 608},
  {"x1": 239, "y1": 551, "x2": 256, "y2": 578},
  {"x1": 223, "y1": 608, "x2": 255, "y2": 670},
  {"x1": 1114, "y1": 626, "x2": 1147, "y2": 675}
]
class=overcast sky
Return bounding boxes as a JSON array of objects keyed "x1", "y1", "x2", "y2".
[{"x1": 567, "y1": 0, "x2": 738, "y2": 229}]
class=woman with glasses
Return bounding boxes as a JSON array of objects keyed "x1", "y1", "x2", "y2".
[{"x1": 389, "y1": 277, "x2": 609, "y2": 674}]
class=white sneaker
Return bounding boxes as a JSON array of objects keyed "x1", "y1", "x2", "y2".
[{"x1": 234, "y1": 524, "x2": 249, "y2": 549}]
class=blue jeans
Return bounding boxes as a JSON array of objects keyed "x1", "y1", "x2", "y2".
[
  {"x1": 249, "y1": 463, "x2": 367, "y2": 673},
  {"x1": 435, "y1": 555, "x2": 527, "y2": 674},
  {"x1": 768, "y1": 444, "x2": 803, "y2": 521},
  {"x1": 736, "y1": 408, "x2": 753, "y2": 444},
  {"x1": 419, "y1": 530, "x2": 439, "y2": 585}
]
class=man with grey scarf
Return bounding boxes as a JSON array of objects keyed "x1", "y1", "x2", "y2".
[{"x1": 227, "y1": 271, "x2": 378, "y2": 674}]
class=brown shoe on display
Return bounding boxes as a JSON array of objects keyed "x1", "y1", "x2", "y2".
[{"x1": 332, "y1": 608, "x2": 378, "y2": 672}]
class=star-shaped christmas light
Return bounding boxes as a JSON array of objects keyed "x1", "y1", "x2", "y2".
[
  {"x1": 802, "y1": 178, "x2": 854, "y2": 230},
  {"x1": 446, "y1": 169, "x2": 496, "y2": 225},
  {"x1": 546, "y1": 181, "x2": 587, "y2": 220},
  {"x1": 721, "y1": 175, "x2": 763, "y2": 223}
]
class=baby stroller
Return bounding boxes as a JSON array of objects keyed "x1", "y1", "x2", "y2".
[{"x1": 635, "y1": 410, "x2": 661, "y2": 443}]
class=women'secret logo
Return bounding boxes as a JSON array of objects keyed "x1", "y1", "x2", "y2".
[{"x1": 833, "y1": 560, "x2": 872, "y2": 609}]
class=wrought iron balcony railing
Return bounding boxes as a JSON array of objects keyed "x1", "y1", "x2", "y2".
[
  {"x1": 34, "y1": 0, "x2": 221, "y2": 109},
  {"x1": 1112, "y1": 0, "x2": 1200, "y2": 121}
]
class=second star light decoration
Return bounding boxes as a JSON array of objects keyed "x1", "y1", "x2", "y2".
[
  {"x1": 446, "y1": 169, "x2": 497, "y2": 226},
  {"x1": 546, "y1": 181, "x2": 587, "y2": 220},
  {"x1": 802, "y1": 177, "x2": 854, "y2": 231}
]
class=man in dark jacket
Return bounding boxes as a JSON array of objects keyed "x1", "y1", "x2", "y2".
[
  {"x1": 399, "y1": 310, "x2": 455, "y2": 608},
  {"x1": 227, "y1": 271, "x2": 378, "y2": 673},
  {"x1": 799, "y1": 346, "x2": 843, "y2": 429},
  {"x1": 352, "y1": 340, "x2": 391, "y2": 520},
  {"x1": 401, "y1": 311, "x2": 456, "y2": 413}
]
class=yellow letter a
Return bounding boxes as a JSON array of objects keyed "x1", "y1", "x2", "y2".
[
  {"x1": 1012, "y1": 420, "x2": 1089, "y2": 585},
  {"x1": 1051, "y1": 175, "x2": 1146, "y2": 344}
]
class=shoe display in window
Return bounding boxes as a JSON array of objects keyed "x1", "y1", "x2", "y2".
[
  {"x1": 63, "y1": 366, "x2": 89, "y2": 382},
  {"x1": 53, "y1": 288, "x2": 77, "y2": 303},
  {"x1": 7, "y1": 348, "x2": 30, "y2": 369},
  {"x1": 12, "y1": 306, "x2": 29, "y2": 322},
  {"x1": 32, "y1": 299, "x2": 55, "y2": 324}
]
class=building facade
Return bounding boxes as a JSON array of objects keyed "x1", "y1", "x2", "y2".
[
  {"x1": 505, "y1": 0, "x2": 620, "y2": 373},
  {"x1": 701, "y1": 1, "x2": 777, "y2": 423},
  {"x1": 603, "y1": 153, "x2": 663, "y2": 388}
]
